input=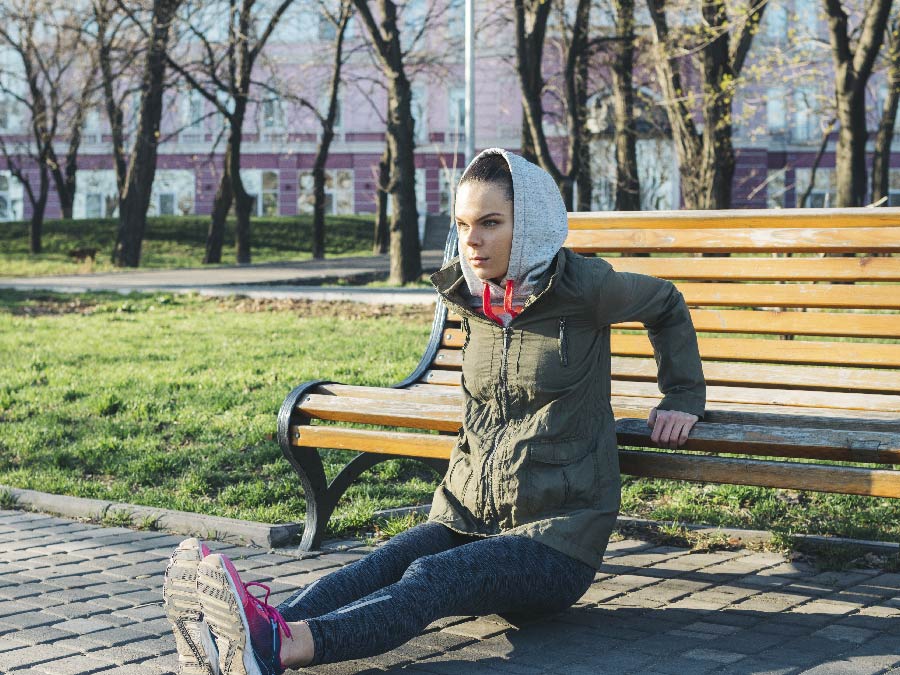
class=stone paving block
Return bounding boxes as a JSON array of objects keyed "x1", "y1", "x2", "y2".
[
  {"x1": 639, "y1": 654, "x2": 726, "y2": 674},
  {"x1": 123, "y1": 654, "x2": 179, "y2": 675},
  {"x1": 53, "y1": 616, "x2": 122, "y2": 636},
  {"x1": 442, "y1": 617, "x2": 514, "y2": 640},
  {"x1": 0, "y1": 644, "x2": 78, "y2": 671},
  {"x1": 35, "y1": 653, "x2": 119, "y2": 675},
  {"x1": 813, "y1": 624, "x2": 877, "y2": 644}
]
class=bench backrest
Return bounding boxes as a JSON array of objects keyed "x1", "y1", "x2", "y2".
[{"x1": 421, "y1": 208, "x2": 900, "y2": 423}]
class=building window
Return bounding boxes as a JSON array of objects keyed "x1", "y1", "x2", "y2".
[
  {"x1": 448, "y1": 87, "x2": 465, "y2": 137},
  {"x1": 262, "y1": 98, "x2": 283, "y2": 129},
  {"x1": 318, "y1": 13, "x2": 337, "y2": 40},
  {"x1": 158, "y1": 193, "x2": 176, "y2": 216},
  {"x1": 439, "y1": 168, "x2": 463, "y2": 214},
  {"x1": 0, "y1": 172, "x2": 23, "y2": 221},
  {"x1": 447, "y1": 0, "x2": 464, "y2": 40},
  {"x1": 766, "y1": 169, "x2": 787, "y2": 208},
  {"x1": 795, "y1": 167, "x2": 835, "y2": 208},
  {"x1": 411, "y1": 85, "x2": 427, "y2": 142},
  {"x1": 766, "y1": 88, "x2": 786, "y2": 135},
  {"x1": 260, "y1": 170, "x2": 279, "y2": 216},
  {"x1": 298, "y1": 169, "x2": 354, "y2": 215},
  {"x1": 0, "y1": 100, "x2": 9, "y2": 131},
  {"x1": 85, "y1": 194, "x2": 105, "y2": 218},
  {"x1": 792, "y1": 88, "x2": 817, "y2": 142},
  {"x1": 887, "y1": 169, "x2": 900, "y2": 207}
]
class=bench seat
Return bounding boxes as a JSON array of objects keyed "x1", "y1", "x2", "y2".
[{"x1": 278, "y1": 207, "x2": 900, "y2": 551}]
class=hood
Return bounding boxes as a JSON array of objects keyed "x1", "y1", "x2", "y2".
[{"x1": 457, "y1": 148, "x2": 568, "y2": 322}]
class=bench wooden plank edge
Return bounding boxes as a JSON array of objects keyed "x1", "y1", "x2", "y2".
[{"x1": 619, "y1": 450, "x2": 900, "y2": 499}]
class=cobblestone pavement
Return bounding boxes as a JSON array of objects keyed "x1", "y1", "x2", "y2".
[{"x1": 1, "y1": 510, "x2": 898, "y2": 675}]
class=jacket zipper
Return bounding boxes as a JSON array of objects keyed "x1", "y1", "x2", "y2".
[
  {"x1": 558, "y1": 316, "x2": 569, "y2": 367},
  {"x1": 484, "y1": 325, "x2": 512, "y2": 524}
]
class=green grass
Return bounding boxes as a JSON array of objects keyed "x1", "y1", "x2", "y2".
[
  {"x1": 1, "y1": 288, "x2": 898, "y2": 547},
  {"x1": 0, "y1": 215, "x2": 376, "y2": 277},
  {"x1": 0, "y1": 290, "x2": 437, "y2": 535}
]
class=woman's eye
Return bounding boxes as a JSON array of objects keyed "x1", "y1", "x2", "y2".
[
  {"x1": 483, "y1": 220, "x2": 497, "y2": 227},
  {"x1": 456, "y1": 221, "x2": 469, "y2": 230}
]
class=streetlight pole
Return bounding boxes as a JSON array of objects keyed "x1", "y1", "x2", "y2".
[{"x1": 464, "y1": 0, "x2": 475, "y2": 163}]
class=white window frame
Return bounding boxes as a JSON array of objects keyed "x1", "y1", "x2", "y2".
[
  {"x1": 448, "y1": 87, "x2": 465, "y2": 139},
  {"x1": 297, "y1": 168, "x2": 354, "y2": 215}
]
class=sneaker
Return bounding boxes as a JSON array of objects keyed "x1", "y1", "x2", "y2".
[
  {"x1": 197, "y1": 553, "x2": 292, "y2": 675},
  {"x1": 163, "y1": 538, "x2": 219, "y2": 675}
]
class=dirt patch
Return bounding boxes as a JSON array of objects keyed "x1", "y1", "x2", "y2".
[
  {"x1": 1, "y1": 294, "x2": 101, "y2": 316},
  {"x1": 214, "y1": 296, "x2": 436, "y2": 321}
]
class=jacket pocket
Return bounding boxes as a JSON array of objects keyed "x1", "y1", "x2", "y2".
[
  {"x1": 519, "y1": 436, "x2": 595, "y2": 516},
  {"x1": 558, "y1": 316, "x2": 569, "y2": 367}
]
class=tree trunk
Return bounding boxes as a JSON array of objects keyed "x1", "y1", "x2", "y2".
[
  {"x1": 824, "y1": 0, "x2": 893, "y2": 207},
  {"x1": 612, "y1": 0, "x2": 640, "y2": 211},
  {"x1": 30, "y1": 167, "x2": 49, "y2": 254},
  {"x1": 227, "y1": 104, "x2": 253, "y2": 264},
  {"x1": 834, "y1": 93, "x2": 869, "y2": 206},
  {"x1": 113, "y1": 0, "x2": 181, "y2": 267},
  {"x1": 374, "y1": 144, "x2": 390, "y2": 254},
  {"x1": 871, "y1": 20, "x2": 899, "y2": 206},
  {"x1": 311, "y1": 157, "x2": 329, "y2": 260},
  {"x1": 205, "y1": 166, "x2": 233, "y2": 264},
  {"x1": 385, "y1": 77, "x2": 421, "y2": 283},
  {"x1": 800, "y1": 119, "x2": 836, "y2": 208}
]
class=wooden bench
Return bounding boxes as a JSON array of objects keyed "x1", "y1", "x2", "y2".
[{"x1": 277, "y1": 207, "x2": 900, "y2": 551}]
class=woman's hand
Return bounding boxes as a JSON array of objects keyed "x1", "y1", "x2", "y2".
[{"x1": 647, "y1": 408, "x2": 699, "y2": 448}]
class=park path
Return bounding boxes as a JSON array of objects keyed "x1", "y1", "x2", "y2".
[
  {"x1": 0, "y1": 251, "x2": 446, "y2": 304},
  {"x1": 1, "y1": 509, "x2": 899, "y2": 675}
]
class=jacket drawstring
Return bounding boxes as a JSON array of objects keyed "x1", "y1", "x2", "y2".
[{"x1": 483, "y1": 281, "x2": 519, "y2": 325}]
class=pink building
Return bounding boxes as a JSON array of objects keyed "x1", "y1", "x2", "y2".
[{"x1": 0, "y1": 0, "x2": 898, "y2": 223}]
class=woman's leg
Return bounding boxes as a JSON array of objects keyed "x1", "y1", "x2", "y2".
[
  {"x1": 278, "y1": 521, "x2": 467, "y2": 622},
  {"x1": 293, "y1": 534, "x2": 595, "y2": 667}
]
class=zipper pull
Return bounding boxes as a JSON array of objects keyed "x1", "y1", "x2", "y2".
[{"x1": 558, "y1": 316, "x2": 568, "y2": 367}]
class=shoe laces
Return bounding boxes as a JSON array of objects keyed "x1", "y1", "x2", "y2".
[{"x1": 245, "y1": 581, "x2": 292, "y2": 640}]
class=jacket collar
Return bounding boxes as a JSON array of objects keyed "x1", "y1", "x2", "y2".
[{"x1": 431, "y1": 248, "x2": 568, "y2": 322}]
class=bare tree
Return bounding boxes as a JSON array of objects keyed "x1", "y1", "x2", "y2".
[
  {"x1": 373, "y1": 143, "x2": 390, "y2": 254},
  {"x1": 0, "y1": 0, "x2": 88, "y2": 251},
  {"x1": 610, "y1": 0, "x2": 639, "y2": 210},
  {"x1": 824, "y1": 0, "x2": 893, "y2": 206},
  {"x1": 164, "y1": 0, "x2": 295, "y2": 264},
  {"x1": 647, "y1": 0, "x2": 766, "y2": 209},
  {"x1": 353, "y1": 0, "x2": 421, "y2": 284},
  {"x1": 872, "y1": 12, "x2": 899, "y2": 206},
  {"x1": 514, "y1": 0, "x2": 593, "y2": 209},
  {"x1": 109, "y1": 0, "x2": 183, "y2": 267},
  {"x1": 289, "y1": 1, "x2": 353, "y2": 260}
]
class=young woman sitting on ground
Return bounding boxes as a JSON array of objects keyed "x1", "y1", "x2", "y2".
[{"x1": 163, "y1": 148, "x2": 706, "y2": 675}]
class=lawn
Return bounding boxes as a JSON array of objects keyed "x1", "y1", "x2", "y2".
[
  {"x1": 0, "y1": 215, "x2": 376, "y2": 277},
  {"x1": 1, "y1": 288, "x2": 899, "y2": 545}
]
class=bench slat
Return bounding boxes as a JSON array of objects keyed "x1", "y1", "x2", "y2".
[
  {"x1": 616, "y1": 419, "x2": 900, "y2": 464},
  {"x1": 289, "y1": 421, "x2": 900, "y2": 466},
  {"x1": 619, "y1": 450, "x2": 900, "y2": 498},
  {"x1": 605, "y1": 256, "x2": 900, "y2": 282},
  {"x1": 298, "y1": 393, "x2": 460, "y2": 431},
  {"x1": 565, "y1": 227, "x2": 900, "y2": 254},
  {"x1": 611, "y1": 380, "x2": 900, "y2": 413},
  {"x1": 426, "y1": 356, "x2": 900, "y2": 394},
  {"x1": 609, "y1": 394, "x2": 900, "y2": 422},
  {"x1": 613, "y1": 334, "x2": 900, "y2": 369},
  {"x1": 676, "y1": 282, "x2": 898, "y2": 310},
  {"x1": 445, "y1": 309, "x2": 900, "y2": 342},
  {"x1": 567, "y1": 208, "x2": 900, "y2": 230},
  {"x1": 617, "y1": 309, "x2": 900, "y2": 339}
]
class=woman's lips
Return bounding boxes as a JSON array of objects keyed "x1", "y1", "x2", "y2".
[{"x1": 470, "y1": 257, "x2": 488, "y2": 267}]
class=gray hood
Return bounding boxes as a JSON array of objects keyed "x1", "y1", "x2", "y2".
[{"x1": 457, "y1": 148, "x2": 568, "y2": 317}]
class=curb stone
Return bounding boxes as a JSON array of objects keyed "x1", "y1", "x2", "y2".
[
  {"x1": 0, "y1": 485, "x2": 301, "y2": 548},
  {"x1": 373, "y1": 505, "x2": 900, "y2": 555},
  {"x1": 4, "y1": 485, "x2": 897, "y2": 556}
]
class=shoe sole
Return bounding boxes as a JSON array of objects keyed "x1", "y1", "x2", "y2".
[
  {"x1": 164, "y1": 540, "x2": 218, "y2": 675},
  {"x1": 197, "y1": 556, "x2": 263, "y2": 675}
]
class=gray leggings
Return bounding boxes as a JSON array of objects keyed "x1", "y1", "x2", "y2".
[{"x1": 277, "y1": 521, "x2": 595, "y2": 666}]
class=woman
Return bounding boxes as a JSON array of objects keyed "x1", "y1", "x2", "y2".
[{"x1": 163, "y1": 148, "x2": 705, "y2": 675}]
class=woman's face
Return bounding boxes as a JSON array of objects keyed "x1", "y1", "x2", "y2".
[{"x1": 455, "y1": 181, "x2": 514, "y2": 283}]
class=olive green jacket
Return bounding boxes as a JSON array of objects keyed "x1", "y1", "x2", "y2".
[{"x1": 427, "y1": 248, "x2": 706, "y2": 569}]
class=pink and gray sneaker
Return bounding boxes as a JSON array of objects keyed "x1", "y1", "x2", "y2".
[
  {"x1": 163, "y1": 538, "x2": 219, "y2": 675},
  {"x1": 197, "y1": 553, "x2": 291, "y2": 675}
]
